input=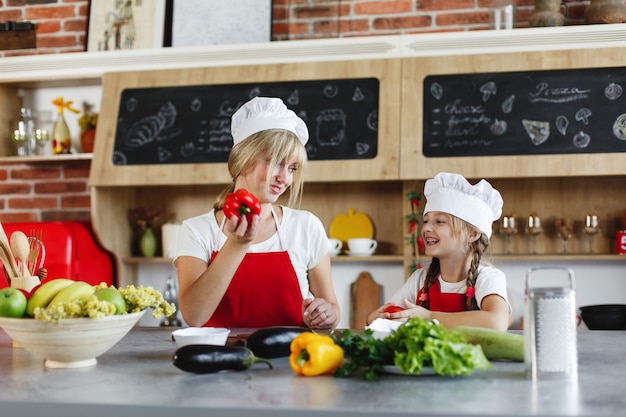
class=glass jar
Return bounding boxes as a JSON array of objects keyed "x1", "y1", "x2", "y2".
[{"x1": 10, "y1": 107, "x2": 35, "y2": 156}]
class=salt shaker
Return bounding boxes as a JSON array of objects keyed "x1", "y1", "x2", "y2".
[{"x1": 524, "y1": 266, "x2": 578, "y2": 380}]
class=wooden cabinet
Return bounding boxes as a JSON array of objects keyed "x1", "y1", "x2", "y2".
[{"x1": 1, "y1": 32, "x2": 625, "y2": 287}]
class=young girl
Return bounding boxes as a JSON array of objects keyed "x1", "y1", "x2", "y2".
[
  {"x1": 175, "y1": 97, "x2": 340, "y2": 329},
  {"x1": 367, "y1": 172, "x2": 511, "y2": 330}
]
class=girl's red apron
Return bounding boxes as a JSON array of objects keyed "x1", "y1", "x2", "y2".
[
  {"x1": 417, "y1": 280, "x2": 468, "y2": 312},
  {"x1": 204, "y1": 207, "x2": 305, "y2": 328}
]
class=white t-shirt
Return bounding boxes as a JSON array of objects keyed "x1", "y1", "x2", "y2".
[
  {"x1": 388, "y1": 264, "x2": 511, "y2": 312},
  {"x1": 175, "y1": 206, "x2": 330, "y2": 299}
]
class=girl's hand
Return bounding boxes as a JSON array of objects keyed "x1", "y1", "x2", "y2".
[{"x1": 398, "y1": 299, "x2": 431, "y2": 321}]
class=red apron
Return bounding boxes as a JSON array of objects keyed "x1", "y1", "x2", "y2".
[
  {"x1": 417, "y1": 280, "x2": 468, "y2": 312},
  {"x1": 204, "y1": 208, "x2": 305, "y2": 328}
]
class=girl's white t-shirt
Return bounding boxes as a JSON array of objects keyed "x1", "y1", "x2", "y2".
[
  {"x1": 388, "y1": 264, "x2": 511, "y2": 312},
  {"x1": 175, "y1": 206, "x2": 330, "y2": 299}
]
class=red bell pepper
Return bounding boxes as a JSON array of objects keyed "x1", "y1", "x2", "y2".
[{"x1": 223, "y1": 189, "x2": 261, "y2": 223}]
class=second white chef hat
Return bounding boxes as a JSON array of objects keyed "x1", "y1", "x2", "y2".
[{"x1": 423, "y1": 172, "x2": 503, "y2": 239}]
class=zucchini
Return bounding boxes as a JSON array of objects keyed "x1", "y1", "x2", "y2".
[
  {"x1": 453, "y1": 326, "x2": 524, "y2": 362},
  {"x1": 245, "y1": 326, "x2": 309, "y2": 358},
  {"x1": 173, "y1": 345, "x2": 273, "y2": 374}
]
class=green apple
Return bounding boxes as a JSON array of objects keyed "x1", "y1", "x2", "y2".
[
  {"x1": 0, "y1": 288, "x2": 28, "y2": 318},
  {"x1": 94, "y1": 287, "x2": 127, "y2": 315}
]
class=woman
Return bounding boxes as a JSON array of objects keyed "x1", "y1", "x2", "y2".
[
  {"x1": 175, "y1": 97, "x2": 340, "y2": 329},
  {"x1": 367, "y1": 172, "x2": 511, "y2": 330}
]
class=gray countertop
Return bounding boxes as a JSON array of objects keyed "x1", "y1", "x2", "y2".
[{"x1": 1, "y1": 326, "x2": 625, "y2": 417}]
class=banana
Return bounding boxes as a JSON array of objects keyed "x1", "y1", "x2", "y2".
[
  {"x1": 26, "y1": 278, "x2": 75, "y2": 316},
  {"x1": 48, "y1": 281, "x2": 95, "y2": 308}
]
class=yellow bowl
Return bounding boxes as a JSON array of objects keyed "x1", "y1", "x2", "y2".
[{"x1": 0, "y1": 310, "x2": 145, "y2": 368}]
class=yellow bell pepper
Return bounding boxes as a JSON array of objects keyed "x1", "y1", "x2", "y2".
[{"x1": 289, "y1": 332, "x2": 344, "y2": 376}]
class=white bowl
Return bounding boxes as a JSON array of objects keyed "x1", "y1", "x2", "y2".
[
  {"x1": 0, "y1": 310, "x2": 145, "y2": 368},
  {"x1": 172, "y1": 327, "x2": 230, "y2": 348}
]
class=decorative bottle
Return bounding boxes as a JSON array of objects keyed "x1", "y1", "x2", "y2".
[{"x1": 51, "y1": 96, "x2": 80, "y2": 154}]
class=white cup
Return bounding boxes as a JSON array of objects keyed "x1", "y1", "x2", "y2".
[
  {"x1": 328, "y1": 238, "x2": 343, "y2": 256},
  {"x1": 347, "y1": 238, "x2": 377, "y2": 255}
]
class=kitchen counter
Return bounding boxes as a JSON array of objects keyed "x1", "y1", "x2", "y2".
[{"x1": 0, "y1": 327, "x2": 625, "y2": 417}]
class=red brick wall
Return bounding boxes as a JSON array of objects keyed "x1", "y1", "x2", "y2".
[
  {"x1": 0, "y1": 0, "x2": 596, "y2": 222},
  {"x1": 0, "y1": 161, "x2": 92, "y2": 223}
]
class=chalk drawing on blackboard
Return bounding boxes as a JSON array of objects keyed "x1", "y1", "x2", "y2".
[
  {"x1": 575, "y1": 108, "x2": 592, "y2": 125},
  {"x1": 430, "y1": 82, "x2": 443, "y2": 100},
  {"x1": 126, "y1": 97, "x2": 138, "y2": 112},
  {"x1": 125, "y1": 101, "x2": 177, "y2": 148},
  {"x1": 605, "y1": 83, "x2": 623, "y2": 100},
  {"x1": 529, "y1": 82, "x2": 591, "y2": 103},
  {"x1": 366, "y1": 110, "x2": 378, "y2": 131},
  {"x1": 353, "y1": 87, "x2": 364, "y2": 102},
  {"x1": 501, "y1": 95, "x2": 515, "y2": 114},
  {"x1": 287, "y1": 89, "x2": 299, "y2": 106},
  {"x1": 356, "y1": 143, "x2": 370, "y2": 155},
  {"x1": 249, "y1": 87, "x2": 261, "y2": 99},
  {"x1": 572, "y1": 131, "x2": 591, "y2": 148},
  {"x1": 191, "y1": 98, "x2": 202, "y2": 112},
  {"x1": 208, "y1": 100, "x2": 240, "y2": 150},
  {"x1": 316, "y1": 109, "x2": 346, "y2": 146},
  {"x1": 490, "y1": 119, "x2": 507, "y2": 136},
  {"x1": 556, "y1": 115, "x2": 569, "y2": 136},
  {"x1": 114, "y1": 77, "x2": 379, "y2": 164},
  {"x1": 323, "y1": 84, "x2": 339, "y2": 99},
  {"x1": 522, "y1": 119, "x2": 550, "y2": 146},
  {"x1": 613, "y1": 114, "x2": 626, "y2": 140},
  {"x1": 181, "y1": 142, "x2": 195, "y2": 157},
  {"x1": 158, "y1": 146, "x2": 172, "y2": 162},
  {"x1": 112, "y1": 151, "x2": 127, "y2": 165},
  {"x1": 480, "y1": 82, "x2": 497, "y2": 102}
]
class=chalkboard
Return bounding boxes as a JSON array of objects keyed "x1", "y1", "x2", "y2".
[
  {"x1": 423, "y1": 67, "x2": 626, "y2": 157},
  {"x1": 111, "y1": 78, "x2": 379, "y2": 165}
]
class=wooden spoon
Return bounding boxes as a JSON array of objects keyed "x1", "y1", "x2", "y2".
[
  {"x1": 10, "y1": 231, "x2": 31, "y2": 277},
  {"x1": 0, "y1": 240, "x2": 19, "y2": 280}
]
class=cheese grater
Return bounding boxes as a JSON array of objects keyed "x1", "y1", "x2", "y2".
[{"x1": 524, "y1": 266, "x2": 578, "y2": 380}]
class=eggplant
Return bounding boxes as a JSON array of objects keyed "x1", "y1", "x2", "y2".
[
  {"x1": 245, "y1": 326, "x2": 310, "y2": 358},
  {"x1": 173, "y1": 344, "x2": 272, "y2": 374}
]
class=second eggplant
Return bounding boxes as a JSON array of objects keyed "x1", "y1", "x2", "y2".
[{"x1": 246, "y1": 326, "x2": 310, "y2": 358}]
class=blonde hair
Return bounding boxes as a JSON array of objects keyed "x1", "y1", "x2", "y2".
[
  {"x1": 419, "y1": 213, "x2": 490, "y2": 311},
  {"x1": 214, "y1": 129, "x2": 308, "y2": 210}
]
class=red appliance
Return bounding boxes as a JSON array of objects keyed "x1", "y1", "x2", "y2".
[{"x1": 0, "y1": 221, "x2": 116, "y2": 289}]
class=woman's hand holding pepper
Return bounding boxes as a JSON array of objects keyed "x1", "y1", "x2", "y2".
[
  {"x1": 224, "y1": 212, "x2": 261, "y2": 244},
  {"x1": 302, "y1": 297, "x2": 337, "y2": 329}
]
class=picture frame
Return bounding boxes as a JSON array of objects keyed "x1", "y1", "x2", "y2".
[
  {"x1": 170, "y1": 0, "x2": 271, "y2": 47},
  {"x1": 86, "y1": 0, "x2": 167, "y2": 52}
]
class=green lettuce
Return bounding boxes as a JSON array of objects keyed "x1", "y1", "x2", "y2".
[{"x1": 333, "y1": 317, "x2": 491, "y2": 381}]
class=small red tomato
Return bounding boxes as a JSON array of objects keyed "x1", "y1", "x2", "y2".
[{"x1": 383, "y1": 305, "x2": 404, "y2": 314}]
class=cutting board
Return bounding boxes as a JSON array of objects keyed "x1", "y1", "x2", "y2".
[{"x1": 350, "y1": 271, "x2": 382, "y2": 329}]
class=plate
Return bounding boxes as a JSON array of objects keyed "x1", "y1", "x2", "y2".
[
  {"x1": 345, "y1": 251, "x2": 374, "y2": 257},
  {"x1": 383, "y1": 365, "x2": 437, "y2": 376}
]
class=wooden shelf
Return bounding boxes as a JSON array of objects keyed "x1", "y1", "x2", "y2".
[
  {"x1": 332, "y1": 255, "x2": 404, "y2": 262},
  {"x1": 0, "y1": 153, "x2": 92, "y2": 164},
  {"x1": 491, "y1": 254, "x2": 626, "y2": 262},
  {"x1": 124, "y1": 255, "x2": 406, "y2": 264}
]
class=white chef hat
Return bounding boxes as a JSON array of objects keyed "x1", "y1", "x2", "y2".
[
  {"x1": 423, "y1": 172, "x2": 503, "y2": 239},
  {"x1": 230, "y1": 96, "x2": 309, "y2": 145}
]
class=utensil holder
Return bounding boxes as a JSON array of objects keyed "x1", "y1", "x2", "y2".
[{"x1": 524, "y1": 266, "x2": 578, "y2": 380}]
